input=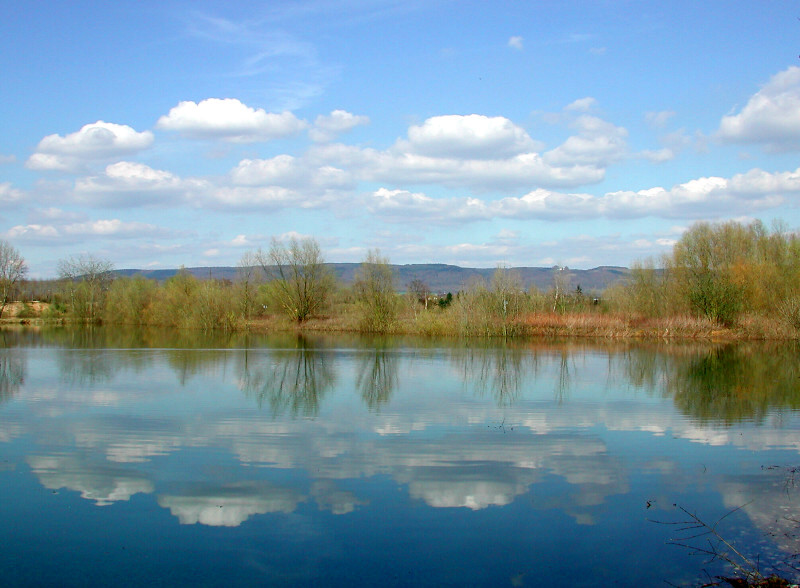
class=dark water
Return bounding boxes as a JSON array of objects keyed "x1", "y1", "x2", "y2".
[{"x1": 2, "y1": 327, "x2": 800, "y2": 586}]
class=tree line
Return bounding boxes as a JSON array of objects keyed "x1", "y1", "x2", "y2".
[{"x1": 2, "y1": 219, "x2": 800, "y2": 337}]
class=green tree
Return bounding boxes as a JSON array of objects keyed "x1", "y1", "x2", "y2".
[
  {"x1": 257, "y1": 237, "x2": 334, "y2": 322},
  {"x1": 670, "y1": 221, "x2": 746, "y2": 325},
  {"x1": 0, "y1": 240, "x2": 27, "y2": 318},
  {"x1": 353, "y1": 249, "x2": 397, "y2": 332},
  {"x1": 104, "y1": 275, "x2": 157, "y2": 324},
  {"x1": 57, "y1": 254, "x2": 114, "y2": 322}
]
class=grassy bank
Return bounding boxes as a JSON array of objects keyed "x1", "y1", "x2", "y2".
[{"x1": 5, "y1": 299, "x2": 796, "y2": 341}]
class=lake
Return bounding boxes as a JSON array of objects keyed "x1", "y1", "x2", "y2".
[{"x1": 1, "y1": 327, "x2": 799, "y2": 586}]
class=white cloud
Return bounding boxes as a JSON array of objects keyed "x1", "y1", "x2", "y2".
[
  {"x1": 493, "y1": 188, "x2": 599, "y2": 220},
  {"x1": 230, "y1": 234, "x2": 252, "y2": 247},
  {"x1": 645, "y1": 111, "x2": 675, "y2": 128},
  {"x1": 63, "y1": 219, "x2": 169, "y2": 238},
  {"x1": 640, "y1": 148, "x2": 675, "y2": 163},
  {"x1": 75, "y1": 162, "x2": 208, "y2": 207},
  {"x1": 0, "y1": 154, "x2": 16, "y2": 164},
  {"x1": 508, "y1": 36, "x2": 523, "y2": 50},
  {"x1": 29, "y1": 207, "x2": 86, "y2": 223},
  {"x1": 495, "y1": 229, "x2": 519, "y2": 241},
  {"x1": 313, "y1": 142, "x2": 604, "y2": 192},
  {"x1": 601, "y1": 168, "x2": 798, "y2": 218},
  {"x1": 229, "y1": 155, "x2": 350, "y2": 190},
  {"x1": 156, "y1": 98, "x2": 307, "y2": 142},
  {"x1": 717, "y1": 66, "x2": 800, "y2": 151},
  {"x1": 366, "y1": 188, "x2": 490, "y2": 223},
  {"x1": 25, "y1": 121, "x2": 154, "y2": 172},
  {"x1": 6, "y1": 218, "x2": 172, "y2": 244},
  {"x1": 310, "y1": 110, "x2": 370, "y2": 142},
  {"x1": 230, "y1": 155, "x2": 304, "y2": 186},
  {"x1": 364, "y1": 165, "x2": 800, "y2": 225},
  {"x1": 565, "y1": 98, "x2": 597, "y2": 112},
  {"x1": 198, "y1": 186, "x2": 318, "y2": 211},
  {"x1": 544, "y1": 115, "x2": 628, "y2": 168},
  {"x1": 231, "y1": 112, "x2": 625, "y2": 196},
  {"x1": 5, "y1": 224, "x2": 61, "y2": 241},
  {"x1": 404, "y1": 114, "x2": 541, "y2": 159},
  {"x1": 0, "y1": 182, "x2": 24, "y2": 205}
]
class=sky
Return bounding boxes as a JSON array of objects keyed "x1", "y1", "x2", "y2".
[{"x1": 2, "y1": 0, "x2": 800, "y2": 278}]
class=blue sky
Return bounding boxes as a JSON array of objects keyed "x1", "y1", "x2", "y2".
[{"x1": 3, "y1": 1, "x2": 800, "y2": 277}]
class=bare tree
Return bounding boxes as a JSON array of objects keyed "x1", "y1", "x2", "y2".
[
  {"x1": 256, "y1": 237, "x2": 333, "y2": 322},
  {"x1": 0, "y1": 241, "x2": 27, "y2": 318},
  {"x1": 235, "y1": 251, "x2": 261, "y2": 321},
  {"x1": 407, "y1": 278, "x2": 431, "y2": 309},
  {"x1": 552, "y1": 265, "x2": 572, "y2": 313},
  {"x1": 57, "y1": 254, "x2": 114, "y2": 322}
]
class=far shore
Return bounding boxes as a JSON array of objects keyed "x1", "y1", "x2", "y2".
[{"x1": 2, "y1": 302, "x2": 794, "y2": 342}]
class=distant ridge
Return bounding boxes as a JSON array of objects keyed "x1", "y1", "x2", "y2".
[{"x1": 115, "y1": 263, "x2": 629, "y2": 293}]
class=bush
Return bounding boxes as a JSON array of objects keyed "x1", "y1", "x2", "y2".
[
  {"x1": 353, "y1": 250, "x2": 397, "y2": 333},
  {"x1": 455, "y1": 268, "x2": 529, "y2": 337},
  {"x1": 104, "y1": 276, "x2": 157, "y2": 325},
  {"x1": 778, "y1": 297, "x2": 800, "y2": 331}
]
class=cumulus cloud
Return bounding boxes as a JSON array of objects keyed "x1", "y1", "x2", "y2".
[
  {"x1": 310, "y1": 110, "x2": 370, "y2": 142},
  {"x1": 313, "y1": 141, "x2": 605, "y2": 192},
  {"x1": 4, "y1": 224, "x2": 61, "y2": 241},
  {"x1": 366, "y1": 188, "x2": 490, "y2": 223},
  {"x1": 156, "y1": 98, "x2": 307, "y2": 142},
  {"x1": 229, "y1": 155, "x2": 351, "y2": 190},
  {"x1": 717, "y1": 66, "x2": 800, "y2": 151},
  {"x1": 364, "y1": 165, "x2": 800, "y2": 225},
  {"x1": 403, "y1": 114, "x2": 542, "y2": 159},
  {"x1": 75, "y1": 162, "x2": 209, "y2": 207},
  {"x1": 181, "y1": 154, "x2": 354, "y2": 211},
  {"x1": 544, "y1": 115, "x2": 628, "y2": 168},
  {"x1": 25, "y1": 121, "x2": 154, "y2": 172}
]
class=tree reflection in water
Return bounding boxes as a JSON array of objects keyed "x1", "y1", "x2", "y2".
[
  {"x1": 0, "y1": 347, "x2": 24, "y2": 404},
  {"x1": 668, "y1": 343, "x2": 800, "y2": 423},
  {"x1": 355, "y1": 339, "x2": 398, "y2": 411},
  {"x1": 612, "y1": 342, "x2": 800, "y2": 424},
  {"x1": 239, "y1": 336, "x2": 335, "y2": 417},
  {"x1": 454, "y1": 342, "x2": 531, "y2": 406}
]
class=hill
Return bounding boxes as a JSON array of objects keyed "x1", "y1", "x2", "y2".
[{"x1": 115, "y1": 263, "x2": 629, "y2": 294}]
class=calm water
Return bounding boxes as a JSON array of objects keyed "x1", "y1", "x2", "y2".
[{"x1": 1, "y1": 327, "x2": 800, "y2": 587}]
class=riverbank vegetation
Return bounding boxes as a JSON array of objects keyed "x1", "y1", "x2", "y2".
[{"x1": 4, "y1": 218, "x2": 800, "y2": 340}]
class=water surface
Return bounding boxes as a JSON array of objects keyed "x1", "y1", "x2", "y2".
[{"x1": 1, "y1": 327, "x2": 799, "y2": 586}]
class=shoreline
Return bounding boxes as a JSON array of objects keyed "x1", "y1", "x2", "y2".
[{"x1": 3, "y1": 312, "x2": 796, "y2": 342}]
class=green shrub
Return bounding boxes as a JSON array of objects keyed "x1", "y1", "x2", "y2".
[{"x1": 353, "y1": 250, "x2": 397, "y2": 333}]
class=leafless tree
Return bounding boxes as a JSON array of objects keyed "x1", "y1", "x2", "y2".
[
  {"x1": 236, "y1": 251, "x2": 261, "y2": 321},
  {"x1": 0, "y1": 240, "x2": 27, "y2": 318},
  {"x1": 407, "y1": 278, "x2": 431, "y2": 309}
]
